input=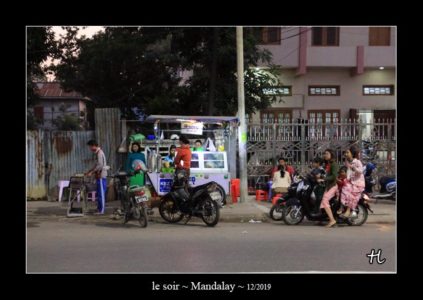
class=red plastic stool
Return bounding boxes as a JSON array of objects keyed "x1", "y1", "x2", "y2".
[
  {"x1": 255, "y1": 190, "x2": 268, "y2": 201},
  {"x1": 231, "y1": 184, "x2": 238, "y2": 203}
]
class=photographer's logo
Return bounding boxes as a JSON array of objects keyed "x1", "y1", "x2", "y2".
[{"x1": 366, "y1": 249, "x2": 386, "y2": 264}]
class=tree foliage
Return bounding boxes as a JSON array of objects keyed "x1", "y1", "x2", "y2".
[{"x1": 52, "y1": 27, "x2": 282, "y2": 118}]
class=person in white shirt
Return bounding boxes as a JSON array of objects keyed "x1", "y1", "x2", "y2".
[{"x1": 271, "y1": 165, "x2": 292, "y2": 194}]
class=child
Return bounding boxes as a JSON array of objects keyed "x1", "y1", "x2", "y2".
[
  {"x1": 336, "y1": 166, "x2": 348, "y2": 215},
  {"x1": 310, "y1": 157, "x2": 326, "y2": 182},
  {"x1": 309, "y1": 157, "x2": 326, "y2": 213}
]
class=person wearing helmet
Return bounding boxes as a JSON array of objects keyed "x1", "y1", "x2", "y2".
[{"x1": 125, "y1": 142, "x2": 146, "y2": 186}]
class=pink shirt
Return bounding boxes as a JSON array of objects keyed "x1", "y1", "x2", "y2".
[{"x1": 346, "y1": 158, "x2": 365, "y2": 188}]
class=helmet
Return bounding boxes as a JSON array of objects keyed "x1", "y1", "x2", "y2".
[{"x1": 170, "y1": 134, "x2": 179, "y2": 140}]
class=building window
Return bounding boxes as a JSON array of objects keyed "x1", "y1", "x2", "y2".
[
  {"x1": 260, "y1": 109, "x2": 292, "y2": 123},
  {"x1": 255, "y1": 27, "x2": 281, "y2": 45},
  {"x1": 369, "y1": 27, "x2": 391, "y2": 46},
  {"x1": 263, "y1": 86, "x2": 292, "y2": 96},
  {"x1": 363, "y1": 85, "x2": 394, "y2": 95},
  {"x1": 308, "y1": 110, "x2": 340, "y2": 137},
  {"x1": 309, "y1": 86, "x2": 340, "y2": 96},
  {"x1": 312, "y1": 27, "x2": 339, "y2": 46}
]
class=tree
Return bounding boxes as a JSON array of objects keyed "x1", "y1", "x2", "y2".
[
  {"x1": 52, "y1": 103, "x2": 81, "y2": 130},
  {"x1": 27, "y1": 27, "x2": 57, "y2": 107},
  {"x1": 52, "y1": 27, "x2": 281, "y2": 118},
  {"x1": 168, "y1": 27, "x2": 281, "y2": 115},
  {"x1": 52, "y1": 27, "x2": 182, "y2": 119}
]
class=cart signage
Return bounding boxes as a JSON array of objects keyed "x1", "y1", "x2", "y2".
[
  {"x1": 181, "y1": 121, "x2": 203, "y2": 135},
  {"x1": 159, "y1": 179, "x2": 173, "y2": 193}
]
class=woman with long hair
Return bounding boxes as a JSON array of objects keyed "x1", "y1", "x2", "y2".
[
  {"x1": 318, "y1": 149, "x2": 339, "y2": 228},
  {"x1": 340, "y1": 146, "x2": 365, "y2": 218}
]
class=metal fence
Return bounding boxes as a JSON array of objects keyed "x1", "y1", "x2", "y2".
[
  {"x1": 246, "y1": 119, "x2": 396, "y2": 191},
  {"x1": 27, "y1": 130, "x2": 95, "y2": 199}
]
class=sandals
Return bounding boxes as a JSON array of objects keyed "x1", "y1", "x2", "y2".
[{"x1": 325, "y1": 221, "x2": 337, "y2": 228}]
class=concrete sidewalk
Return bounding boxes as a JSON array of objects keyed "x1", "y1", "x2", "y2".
[{"x1": 27, "y1": 195, "x2": 396, "y2": 225}]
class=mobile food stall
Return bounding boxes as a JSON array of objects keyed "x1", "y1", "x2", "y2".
[{"x1": 121, "y1": 115, "x2": 239, "y2": 203}]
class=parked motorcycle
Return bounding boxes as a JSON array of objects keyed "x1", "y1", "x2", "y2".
[
  {"x1": 372, "y1": 176, "x2": 396, "y2": 200},
  {"x1": 159, "y1": 169, "x2": 220, "y2": 227},
  {"x1": 123, "y1": 183, "x2": 149, "y2": 227},
  {"x1": 280, "y1": 176, "x2": 372, "y2": 226},
  {"x1": 363, "y1": 162, "x2": 377, "y2": 194},
  {"x1": 112, "y1": 165, "x2": 150, "y2": 227}
]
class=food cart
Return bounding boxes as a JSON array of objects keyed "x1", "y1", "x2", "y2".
[{"x1": 121, "y1": 115, "x2": 239, "y2": 198}]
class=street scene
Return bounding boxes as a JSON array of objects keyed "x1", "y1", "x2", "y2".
[{"x1": 27, "y1": 26, "x2": 396, "y2": 274}]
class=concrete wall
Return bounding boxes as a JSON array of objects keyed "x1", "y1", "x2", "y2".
[
  {"x1": 258, "y1": 27, "x2": 300, "y2": 68},
  {"x1": 260, "y1": 26, "x2": 396, "y2": 68},
  {"x1": 251, "y1": 68, "x2": 395, "y2": 122}
]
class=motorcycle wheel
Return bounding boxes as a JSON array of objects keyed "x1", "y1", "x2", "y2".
[
  {"x1": 346, "y1": 203, "x2": 368, "y2": 226},
  {"x1": 283, "y1": 205, "x2": 304, "y2": 225},
  {"x1": 269, "y1": 204, "x2": 285, "y2": 221},
  {"x1": 215, "y1": 184, "x2": 227, "y2": 206},
  {"x1": 137, "y1": 206, "x2": 148, "y2": 228},
  {"x1": 201, "y1": 197, "x2": 220, "y2": 227},
  {"x1": 159, "y1": 195, "x2": 184, "y2": 223}
]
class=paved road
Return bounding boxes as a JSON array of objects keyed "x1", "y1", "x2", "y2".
[{"x1": 27, "y1": 219, "x2": 395, "y2": 273}]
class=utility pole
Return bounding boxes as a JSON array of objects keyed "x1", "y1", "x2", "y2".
[{"x1": 236, "y1": 26, "x2": 248, "y2": 203}]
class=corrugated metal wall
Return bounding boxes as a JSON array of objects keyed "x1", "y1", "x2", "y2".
[
  {"x1": 95, "y1": 108, "x2": 122, "y2": 173},
  {"x1": 27, "y1": 108, "x2": 123, "y2": 199},
  {"x1": 27, "y1": 130, "x2": 96, "y2": 199},
  {"x1": 27, "y1": 130, "x2": 46, "y2": 198}
]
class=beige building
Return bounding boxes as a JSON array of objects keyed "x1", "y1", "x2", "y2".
[{"x1": 250, "y1": 26, "x2": 396, "y2": 124}]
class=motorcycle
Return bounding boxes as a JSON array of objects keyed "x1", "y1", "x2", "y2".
[
  {"x1": 269, "y1": 174, "x2": 302, "y2": 221},
  {"x1": 372, "y1": 176, "x2": 396, "y2": 200},
  {"x1": 158, "y1": 169, "x2": 220, "y2": 227},
  {"x1": 112, "y1": 165, "x2": 150, "y2": 227},
  {"x1": 363, "y1": 162, "x2": 377, "y2": 194},
  {"x1": 279, "y1": 176, "x2": 373, "y2": 226},
  {"x1": 124, "y1": 183, "x2": 149, "y2": 227}
]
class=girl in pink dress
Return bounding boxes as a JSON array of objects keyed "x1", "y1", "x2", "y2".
[{"x1": 340, "y1": 146, "x2": 365, "y2": 218}]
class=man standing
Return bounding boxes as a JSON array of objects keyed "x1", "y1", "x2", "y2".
[
  {"x1": 174, "y1": 135, "x2": 192, "y2": 192},
  {"x1": 85, "y1": 140, "x2": 108, "y2": 214}
]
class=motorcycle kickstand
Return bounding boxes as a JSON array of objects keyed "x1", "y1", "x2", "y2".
[{"x1": 183, "y1": 214, "x2": 192, "y2": 224}]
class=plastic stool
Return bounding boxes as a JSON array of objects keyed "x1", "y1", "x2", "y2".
[
  {"x1": 255, "y1": 190, "x2": 268, "y2": 201},
  {"x1": 58, "y1": 180, "x2": 70, "y2": 202},
  {"x1": 230, "y1": 179, "x2": 240, "y2": 197},
  {"x1": 231, "y1": 184, "x2": 238, "y2": 203},
  {"x1": 86, "y1": 191, "x2": 97, "y2": 202}
]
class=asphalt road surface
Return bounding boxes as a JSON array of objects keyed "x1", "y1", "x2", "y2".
[{"x1": 27, "y1": 219, "x2": 395, "y2": 273}]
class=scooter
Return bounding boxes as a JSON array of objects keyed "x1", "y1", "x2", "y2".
[
  {"x1": 363, "y1": 162, "x2": 377, "y2": 194},
  {"x1": 372, "y1": 176, "x2": 396, "y2": 200},
  {"x1": 279, "y1": 176, "x2": 372, "y2": 226}
]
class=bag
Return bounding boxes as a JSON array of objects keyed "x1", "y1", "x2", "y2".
[{"x1": 204, "y1": 138, "x2": 216, "y2": 152}]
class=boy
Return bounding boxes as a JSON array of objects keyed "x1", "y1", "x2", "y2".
[{"x1": 336, "y1": 166, "x2": 348, "y2": 215}]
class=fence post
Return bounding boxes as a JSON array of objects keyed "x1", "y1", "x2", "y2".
[
  {"x1": 387, "y1": 119, "x2": 393, "y2": 175},
  {"x1": 301, "y1": 122, "x2": 306, "y2": 174},
  {"x1": 357, "y1": 118, "x2": 362, "y2": 155},
  {"x1": 272, "y1": 123, "x2": 277, "y2": 167}
]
